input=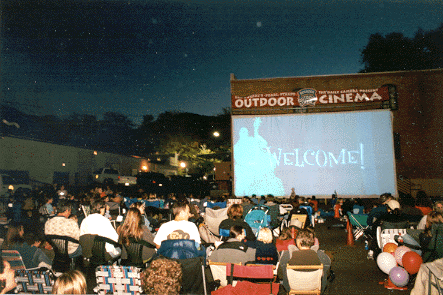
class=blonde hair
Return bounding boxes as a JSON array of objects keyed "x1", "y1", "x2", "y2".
[
  {"x1": 257, "y1": 228, "x2": 273, "y2": 244},
  {"x1": 52, "y1": 270, "x2": 87, "y2": 294}
]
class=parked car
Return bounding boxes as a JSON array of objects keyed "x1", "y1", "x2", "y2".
[{"x1": 93, "y1": 168, "x2": 136, "y2": 186}]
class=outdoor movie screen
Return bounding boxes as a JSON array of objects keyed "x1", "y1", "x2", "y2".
[{"x1": 232, "y1": 109, "x2": 397, "y2": 198}]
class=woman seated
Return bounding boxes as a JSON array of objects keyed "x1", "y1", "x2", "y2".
[
  {"x1": 2, "y1": 224, "x2": 52, "y2": 269},
  {"x1": 130, "y1": 202, "x2": 152, "y2": 231},
  {"x1": 117, "y1": 208, "x2": 156, "y2": 264},
  {"x1": 141, "y1": 258, "x2": 182, "y2": 295},
  {"x1": 218, "y1": 204, "x2": 256, "y2": 241},
  {"x1": 419, "y1": 211, "x2": 443, "y2": 249},
  {"x1": 52, "y1": 270, "x2": 87, "y2": 294},
  {"x1": 209, "y1": 225, "x2": 256, "y2": 265},
  {"x1": 246, "y1": 228, "x2": 278, "y2": 265}
]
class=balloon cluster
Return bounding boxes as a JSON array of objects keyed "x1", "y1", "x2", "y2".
[{"x1": 377, "y1": 243, "x2": 423, "y2": 287}]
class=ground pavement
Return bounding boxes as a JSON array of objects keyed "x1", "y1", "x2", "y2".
[{"x1": 317, "y1": 217, "x2": 413, "y2": 295}]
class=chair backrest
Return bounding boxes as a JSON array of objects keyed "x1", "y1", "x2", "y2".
[
  {"x1": 205, "y1": 207, "x2": 228, "y2": 236},
  {"x1": 376, "y1": 227, "x2": 407, "y2": 249},
  {"x1": 91, "y1": 235, "x2": 121, "y2": 266},
  {"x1": 290, "y1": 214, "x2": 307, "y2": 229},
  {"x1": 347, "y1": 212, "x2": 369, "y2": 228},
  {"x1": 209, "y1": 261, "x2": 241, "y2": 287},
  {"x1": 1, "y1": 250, "x2": 26, "y2": 270},
  {"x1": 122, "y1": 238, "x2": 156, "y2": 267},
  {"x1": 15, "y1": 268, "x2": 55, "y2": 294},
  {"x1": 226, "y1": 264, "x2": 277, "y2": 294},
  {"x1": 45, "y1": 235, "x2": 79, "y2": 272},
  {"x1": 286, "y1": 264, "x2": 323, "y2": 294},
  {"x1": 94, "y1": 265, "x2": 142, "y2": 295}
]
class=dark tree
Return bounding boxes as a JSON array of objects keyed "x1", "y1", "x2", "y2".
[{"x1": 360, "y1": 24, "x2": 443, "y2": 73}]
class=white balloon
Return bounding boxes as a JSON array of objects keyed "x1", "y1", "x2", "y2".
[{"x1": 377, "y1": 252, "x2": 397, "y2": 275}]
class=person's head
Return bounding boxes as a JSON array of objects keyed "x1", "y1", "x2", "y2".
[
  {"x1": 130, "y1": 202, "x2": 146, "y2": 215},
  {"x1": 172, "y1": 201, "x2": 191, "y2": 220},
  {"x1": 52, "y1": 270, "x2": 87, "y2": 294},
  {"x1": 380, "y1": 193, "x2": 393, "y2": 204},
  {"x1": 4, "y1": 224, "x2": 25, "y2": 248},
  {"x1": 278, "y1": 227, "x2": 293, "y2": 240},
  {"x1": 433, "y1": 201, "x2": 443, "y2": 214},
  {"x1": 91, "y1": 200, "x2": 107, "y2": 215},
  {"x1": 229, "y1": 225, "x2": 246, "y2": 240},
  {"x1": 141, "y1": 258, "x2": 182, "y2": 295},
  {"x1": 257, "y1": 227, "x2": 273, "y2": 244},
  {"x1": 295, "y1": 229, "x2": 315, "y2": 249},
  {"x1": 23, "y1": 231, "x2": 44, "y2": 247},
  {"x1": 426, "y1": 211, "x2": 443, "y2": 229},
  {"x1": 416, "y1": 190, "x2": 432, "y2": 207},
  {"x1": 57, "y1": 200, "x2": 72, "y2": 217},
  {"x1": 242, "y1": 197, "x2": 251, "y2": 204},
  {"x1": 117, "y1": 208, "x2": 143, "y2": 244},
  {"x1": 227, "y1": 204, "x2": 243, "y2": 220},
  {"x1": 45, "y1": 196, "x2": 53, "y2": 204}
]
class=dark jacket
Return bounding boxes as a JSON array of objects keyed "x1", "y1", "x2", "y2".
[{"x1": 219, "y1": 218, "x2": 256, "y2": 241}]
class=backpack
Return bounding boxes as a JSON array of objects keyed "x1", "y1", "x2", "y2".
[{"x1": 244, "y1": 205, "x2": 271, "y2": 236}]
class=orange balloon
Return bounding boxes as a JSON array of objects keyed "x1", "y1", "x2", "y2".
[
  {"x1": 383, "y1": 242, "x2": 398, "y2": 254},
  {"x1": 402, "y1": 251, "x2": 423, "y2": 275}
]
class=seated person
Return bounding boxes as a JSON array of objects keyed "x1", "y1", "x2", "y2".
[
  {"x1": 153, "y1": 201, "x2": 201, "y2": 248},
  {"x1": 0, "y1": 260, "x2": 17, "y2": 295},
  {"x1": 367, "y1": 193, "x2": 394, "y2": 226},
  {"x1": 275, "y1": 226, "x2": 296, "y2": 252},
  {"x1": 80, "y1": 200, "x2": 121, "y2": 258},
  {"x1": 246, "y1": 227, "x2": 278, "y2": 265},
  {"x1": 288, "y1": 229, "x2": 321, "y2": 266},
  {"x1": 417, "y1": 200, "x2": 443, "y2": 230},
  {"x1": 52, "y1": 270, "x2": 87, "y2": 294},
  {"x1": 2, "y1": 224, "x2": 52, "y2": 269},
  {"x1": 209, "y1": 225, "x2": 256, "y2": 265},
  {"x1": 282, "y1": 229, "x2": 322, "y2": 293},
  {"x1": 45, "y1": 200, "x2": 82, "y2": 258},
  {"x1": 219, "y1": 204, "x2": 256, "y2": 241},
  {"x1": 419, "y1": 211, "x2": 443, "y2": 249},
  {"x1": 117, "y1": 208, "x2": 156, "y2": 264},
  {"x1": 141, "y1": 258, "x2": 182, "y2": 295}
]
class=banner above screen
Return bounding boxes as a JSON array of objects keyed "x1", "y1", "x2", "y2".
[{"x1": 232, "y1": 85, "x2": 390, "y2": 109}]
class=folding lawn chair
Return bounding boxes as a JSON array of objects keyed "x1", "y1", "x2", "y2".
[{"x1": 347, "y1": 212, "x2": 371, "y2": 241}]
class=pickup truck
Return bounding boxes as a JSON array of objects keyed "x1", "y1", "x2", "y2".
[
  {"x1": 93, "y1": 168, "x2": 137, "y2": 186},
  {"x1": 0, "y1": 174, "x2": 32, "y2": 196}
]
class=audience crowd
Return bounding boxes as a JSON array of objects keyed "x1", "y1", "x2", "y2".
[{"x1": 1, "y1": 182, "x2": 442, "y2": 294}]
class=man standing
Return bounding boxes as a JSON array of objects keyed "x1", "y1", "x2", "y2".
[{"x1": 45, "y1": 200, "x2": 82, "y2": 258}]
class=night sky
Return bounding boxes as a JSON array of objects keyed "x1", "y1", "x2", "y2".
[{"x1": 1, "y1": 0, "x2": 442, "y2": 126}]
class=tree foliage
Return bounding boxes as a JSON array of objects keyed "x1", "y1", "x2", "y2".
[{"x1": 360, "y1": 24, "x2": 443, "y2": 73}]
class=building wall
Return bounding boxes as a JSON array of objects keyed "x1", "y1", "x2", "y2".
[
  {"x1": 0, "y1": 136, "x2": 172, "y2": 185},
  {"x1": 230, "y1": 69, "x2": 443, "y2": 196}
]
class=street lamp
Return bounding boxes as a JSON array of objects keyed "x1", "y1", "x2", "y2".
[
  {"x1": 180, "y1": 162, "x2": 187, "y2": 168},
  {"x1": 213, "y1": 131, "x2": 220, "y2": 137}
]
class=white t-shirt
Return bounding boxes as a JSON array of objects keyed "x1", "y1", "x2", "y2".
[
  {"x1": 80, "y1": 213, "x2": 121, "y2": 257},
  {"x1": 154, "y1": 220, "x2": 201, "y2": 246}
]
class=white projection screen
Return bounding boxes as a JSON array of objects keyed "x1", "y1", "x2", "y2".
[{"x1": 232, "y1": 109, "x2": 397, "y2": 198}]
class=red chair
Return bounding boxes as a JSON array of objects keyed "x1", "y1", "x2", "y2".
[{"x1": 226, "y1": 264, "x2": 279, "y2": 295}]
